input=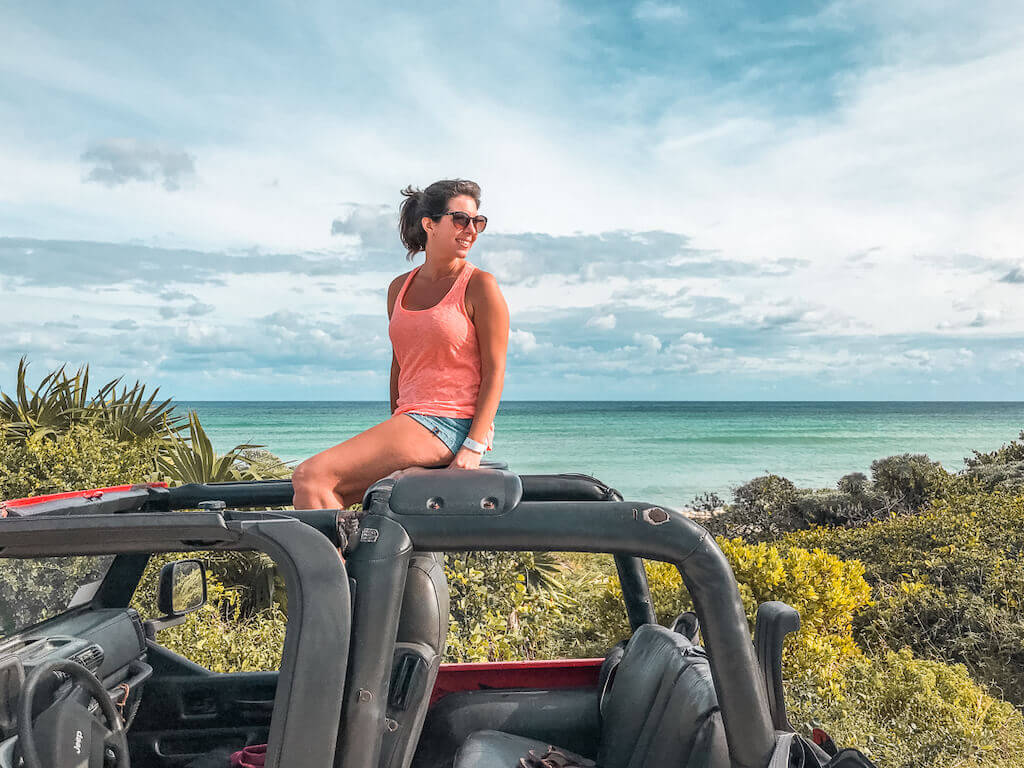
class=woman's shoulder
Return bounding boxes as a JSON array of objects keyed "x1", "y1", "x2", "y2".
[
  {"x1": 465, "y1": 267, "x2": 506, "y2": 316},
  {"x1": 390, "y1": 269, "x2": 414, "y2": 291},
  {"x1": 466, "y1": 266, "x2": 500, "y2": 294},
  {"x1": 387, "y1": 270, "x2": 414, "y2": 315}
]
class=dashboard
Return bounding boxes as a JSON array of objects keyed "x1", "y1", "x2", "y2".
[{"x1": 0, "y1": 608, "x2": 152, "y2": 766}]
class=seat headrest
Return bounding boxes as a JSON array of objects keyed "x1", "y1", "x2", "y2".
[{"x1": 396, "y1": 552, "x2": 449, "y2": 651}]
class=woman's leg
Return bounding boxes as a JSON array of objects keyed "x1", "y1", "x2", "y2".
[{"x1": 291, "y1": 414, "x2": 453, "y2": 509}]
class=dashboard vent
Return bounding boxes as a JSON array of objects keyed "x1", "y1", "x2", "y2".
[{"x1": 71, "y1": 644, "x2": 105, "y2": 673}]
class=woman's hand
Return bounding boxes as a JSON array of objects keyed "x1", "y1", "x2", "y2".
[{"x1": 448, "y1": 447, "x2": 483, "y2": 470}]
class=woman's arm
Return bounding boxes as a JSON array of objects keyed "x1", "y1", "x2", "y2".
[
  {"x1": 387, "y1": 273, "x2": 408, "y2": 415},
  {"x1": 451, "y1": 270, "x2": 509, "y2": 469},
  {"x1": 389, "y1": 354, "x2": 400, "y2": 414}
]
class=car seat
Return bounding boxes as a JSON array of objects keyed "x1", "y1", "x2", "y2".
[{"x1": 379, "y1": 552, "x2": 450, "y2": 768}]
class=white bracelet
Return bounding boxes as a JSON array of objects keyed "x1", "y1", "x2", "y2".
[{"x1": 462, "y1": 436, "x2": 487, "y2": 454}]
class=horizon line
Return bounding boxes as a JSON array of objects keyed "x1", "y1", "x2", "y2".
[{"x1": 170, "y1": 398, "x2": 1024, "y2": 404}]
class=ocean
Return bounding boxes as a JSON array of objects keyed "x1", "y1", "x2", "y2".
[{"x1": 179, "y1": 401, "x2": 1024, "y2": 508}]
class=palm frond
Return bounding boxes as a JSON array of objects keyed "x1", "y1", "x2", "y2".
[
  {"x1": 1, "y1": 358, "x2": 183, "y2": 444},
  {"x1": 155, "y1": 411, "x2": 265, "y2": 485},
  {"x1": 518, "y1": 551, "x2": 568, "y2": 596}
]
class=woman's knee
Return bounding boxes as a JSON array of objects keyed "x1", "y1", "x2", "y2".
[{"x1": 292, "y1": 458, "x2": 332, "y2": 491}]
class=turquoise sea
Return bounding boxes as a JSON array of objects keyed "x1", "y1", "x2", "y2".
[{"x1": 179, "y1": 401, "x2": 1024, "y2": 508}]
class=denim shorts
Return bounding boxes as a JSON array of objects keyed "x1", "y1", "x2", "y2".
[{"x1": 406, "y1": 413, "x2": 473, "y2": 455}]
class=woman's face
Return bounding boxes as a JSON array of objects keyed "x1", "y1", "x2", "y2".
[{"x1": 424, "y1": 194, "x2": 481, "y2": 260}]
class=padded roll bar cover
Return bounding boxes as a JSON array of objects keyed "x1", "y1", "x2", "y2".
[
  {"x1": 520, "y1": 474, "x2": 622, "y2": 502},
  {"x1": 336, "y1": 516, "x2": 414, "y2": 768},
  {"x1": 238, "y1": 518, "x2": 350, "y2": 768},
  {"x1": 388, "y1": 468, "x2": 523, "y2": 516}
]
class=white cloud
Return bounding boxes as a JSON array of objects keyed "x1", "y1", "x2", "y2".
[
  {"x1": 81, "y1": 139, "x2": 197, "y2": 191},
  {"x1": 586, "y1": 313, "x2": 617, "y2": 330},
  {"x1": 681, "y1": 332, "x2": 712, "y2": 346},
  {"x1": 632, "y1": 333, "x2": 662, "y2": 354},
  {"x1": 508, "y1": 329, "x2": 540, "y2": 355},
  {"x1": 2, "y1": 3, "x2": 1023, "y2": 398}
]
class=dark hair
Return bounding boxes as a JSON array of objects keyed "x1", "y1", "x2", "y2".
[{"x1": 399, "y1": 179, "x2": 482, "y2": 259}]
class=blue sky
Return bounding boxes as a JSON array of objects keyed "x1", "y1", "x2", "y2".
[{"x1": 1, "y1": 1, "x2": 1022, "y2": 400}]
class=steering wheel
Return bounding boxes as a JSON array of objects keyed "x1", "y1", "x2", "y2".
[{"x1": 18, "y1": 659, "x2": 129, "y2": 768}]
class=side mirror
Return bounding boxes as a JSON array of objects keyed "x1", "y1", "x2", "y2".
[
  {"x1": 158, "y1": 559, "x2": 207, "y2": 617},
  {"x1": 144, "y1": 559, "x2": 207, "y2": 640}
]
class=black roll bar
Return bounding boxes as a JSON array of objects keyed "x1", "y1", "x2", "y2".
[
  {"x1": 0, "y1": 512, "x2": 350, "y2": 768},
  {"x1": 365, "y1": 476, "x2": 776, "y2": 768},
  {"x1": 3, "y1": 471, "x2": 775, "y2": 767}
]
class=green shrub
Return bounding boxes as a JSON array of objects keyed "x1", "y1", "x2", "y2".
[
  {"x1": 444, "y1": 551, "x2": 568, "y2": 662},
  {"x1": 704, "y1": 474, "x2": 802, "y2": 541},
  {"x1": 961, "y1": 460, "x2": 1024, "y2": 493},
  {"x1": 855, "y1": 581, "x2": 1024, "y2": 704},
  {"x1": 132, "y1": 553, "x2": 286, "y2": 672},
  {"x1": 0, "y1": 425, "x2": 158, "y2": 500},
  {"x1": 870, "y1": 453, "x2": 948, "y2": 510},
  {"x1": 789, "y1": 649, "x2": 1024, "y2": 768},
  {"x1": 791, "y1": 488, "x2": 889, "y2": 528},
  {"x1": 154, "y1": 598, "x2": 287, "y2": 673},
  {"x1": 786, "y1": 491, "x2": 1024, "y2": 704},
  {"x1": 837, "y1": 472, "x2": 868, "y2": 495},
  {"x1": 965, "y1": 430, "x2": 1024, "y2": 468}
]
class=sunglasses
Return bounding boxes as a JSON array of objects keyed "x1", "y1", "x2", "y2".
[{"x1": 438, "y1": 211, "x2": 488, "y2": 233}]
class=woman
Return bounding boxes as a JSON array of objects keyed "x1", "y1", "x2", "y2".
[{"x1": 292, "y1": 179, "x2": 509, "y2": 510}]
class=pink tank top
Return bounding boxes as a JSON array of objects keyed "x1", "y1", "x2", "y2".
[{"x1": 389, "y1": 262, "x2": 485, "y2": 423}]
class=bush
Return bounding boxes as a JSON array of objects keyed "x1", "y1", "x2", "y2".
[
  {"x1": 961, "y1": 460, "x2": 1024, "y2": 494},
  {"x1": 154, "y1": 599, "x2": 287, "y2": 673},
  {"x1": 704, "y1": 474, "x2": 802, "y2": 541},
  {"x1": 791, "y1": 488, "x2": 889, "y2": 528},
  {"x1": 0, "y1": 425, "x2": 158, "y2": 500},
  {"x1": 792, "y1": 649, "x2": 1024, "y2": 768},
  {"x1": 870, "y1": 453, "x2": 948, "y2": 510},
  {"x1": 443, "y1": 551, "x2": 570, "y2": 662},
  {"x1": 132, "y1": 553, "x2": 286, "y2": 672},
  {"x1": 786, "y1": 490, "x2": 1024, "y2": 703},
  {"x1": 965, "y1": 430, "x2": 1024, "y2": 468},
  {"x1": 837, "y1": 472, "x2": 868, "y2": 495},
  {"x1": 855, "y1": 582, "x2": 1024, "y2": 703}
]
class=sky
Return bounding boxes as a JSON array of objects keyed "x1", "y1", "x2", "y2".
[{"x1": 1, "y1": 0, "x2": 1022, "y2": 400}]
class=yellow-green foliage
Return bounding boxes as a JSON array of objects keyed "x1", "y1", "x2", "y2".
[
  {"x1": 619, "y1": 540, "x2": 871, "y2": 699},
  {"x1": 132, "y1": 553, "x2": 286, "y2": 673},
  {"x1": 444, "y1": 552, "x2": 567, "y2": 662},
  {"x1": 0, "y1": 425, "x2": 158, "y2": 500},
  {"x1": 785, "y1": 490, "x2": 1024, "y2": 703},
  {"x1": 155, "y1": 599, "x2": 287, "y2": 673},
  {"x1": 603, "y1": 542, "x2": 870, "y2": 649},
  {"x1": 794, "y1": 650, "x2": 1024, "y2": 768}
]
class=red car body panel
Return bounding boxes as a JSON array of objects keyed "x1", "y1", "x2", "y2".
[
  {"x1": 430, "y1": 658, "x2": 603, "y2": 705},
  {"x1": 0, "y1": 483, "x2": 169, "y2": 516}
]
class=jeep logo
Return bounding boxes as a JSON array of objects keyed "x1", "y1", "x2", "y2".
[{"x1": 73, "y1": 729, "x2": 83, "y2": 755}]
